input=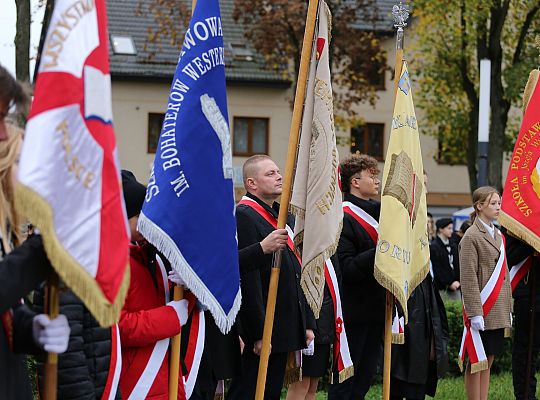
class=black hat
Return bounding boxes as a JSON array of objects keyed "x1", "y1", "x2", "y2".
[
  {"x1": 121, "y1": 170, "x2": 146, "y2": 219},
  {"x1": 436, "y1": 217, "x2": 453, "y2": 231}
]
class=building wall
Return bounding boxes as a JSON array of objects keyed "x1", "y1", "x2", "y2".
[
  {"x1": 112, "y1": 43, "x2": 475, "y2": 212},
  {"x1": 111, "y1": 80, "x2": 292, "y2": 185}
]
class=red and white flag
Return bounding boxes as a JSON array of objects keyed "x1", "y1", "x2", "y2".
[{"x1": 16, "y1": 0, "x2": 130, "y2": 327}]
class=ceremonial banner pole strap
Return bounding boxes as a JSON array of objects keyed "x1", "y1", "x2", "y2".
[
  {"x1": 44, "y1": 272, "x2": 60, "y2": 400},
  {"x1": 254, "y1": 0, "x2": 319, "y2": 398}
]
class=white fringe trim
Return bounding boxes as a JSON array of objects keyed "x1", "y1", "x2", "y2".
[{"x1": 138, "y1": 212, "x2": 241, "y2": 334}]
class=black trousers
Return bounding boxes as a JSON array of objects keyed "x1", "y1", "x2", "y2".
[
  {"x1": 327, "y1": 321, "x2": 384, "y2": 400},
  {"x1": 227, "y1": 349, "x2": 287, "y2": 400},
  {"x1": 512, "y1": 298, "x2": 540, "y2": 400}
]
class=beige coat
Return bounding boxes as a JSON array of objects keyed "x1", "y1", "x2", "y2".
[{"x1": 459, "y1": 218, "x2": 512, "y2": 330}]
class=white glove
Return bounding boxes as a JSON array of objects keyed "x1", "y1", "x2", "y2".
[
  {"x1": 167, "y1": 299, "x2": 189, "y2": 326},
  {"x1": 510, "y1": 312, "x2": 513, "y2": 327},
  {"x1": 470, "y1": 315, "x2": 485, "y2": 331},
  {"x1": 32, "y1": 314, "x2": 70, "y2": 353},
  {"x1": 302, "y1": 338, "x2": 315, "y2": 356},
  {"x1": 168, "y1": 270, "x2": 186, "y2": 288}
]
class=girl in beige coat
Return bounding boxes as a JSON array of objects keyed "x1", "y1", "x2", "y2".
[{"x1": 459, "y1": 186, "x2": 512, "y2": 400}]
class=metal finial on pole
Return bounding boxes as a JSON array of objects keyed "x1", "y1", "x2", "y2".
[{"x1": 392, "y1": 2, "x2": 410, "y2": 51}]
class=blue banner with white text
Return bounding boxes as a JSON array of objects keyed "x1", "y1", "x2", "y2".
[{"x1": 138, "y1": 0, "x2": 240, "y2": 333}]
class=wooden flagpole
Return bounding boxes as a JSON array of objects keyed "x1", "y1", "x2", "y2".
[
  {"x1": 44, "y1": 272, "x2": 60, "y2": 400},
  {"x1": 168, "y1": 2, "x2": 197, "y2": 399},
  {"x1": 254, "y1": 0, "x2": 319, "y2": 398},
  {"x1": 382, "y1": 4, "x2": 408, "y2": 400}
]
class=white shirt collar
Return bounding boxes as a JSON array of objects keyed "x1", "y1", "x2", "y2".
[{"x1": 479, "y1": 218, "x2": 495, "y2": 238}]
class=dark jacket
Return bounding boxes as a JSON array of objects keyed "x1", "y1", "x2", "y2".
[
  {"x1": 391, "y1": 276, "x2": 449, "y2": 385},
  {"x1": 0, "y1": 235, "x2": 50, "y2": 400},
  {"x1": 431, "y1": 235, "x2": 460, "y2": 290},
  {"x1": 313, "y1": 254, "x2": 340, "y2": 345},
  {"x1": 505, "y1": 233, "x2": 540, "y2": 302},
  {"x1": 33, "y1": 289, "x2": 120, "y2": 400},
  {"x1": 0, "y1": 235, "x2": 51, "y2": 314},
  {"x1": 182, "y1": 310, "x2": 241, "y2": 397},
  {"x1": 338, "y1": 193, "x2": 385, "y2": 325},
  {"x1": 235, "y1": 192, "x2": 316, "y2": 353}
]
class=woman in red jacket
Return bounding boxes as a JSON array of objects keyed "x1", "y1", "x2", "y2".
[{"x1": 119, "y1": 170, "x2": 188, "y2": 399}]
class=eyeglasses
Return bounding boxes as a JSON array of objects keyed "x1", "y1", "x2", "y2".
[{"x1": 352, "y1": 174, "x2": 380, "y2": 183}]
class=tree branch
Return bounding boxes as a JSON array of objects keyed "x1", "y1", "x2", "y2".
[{"x1": 512, "y1": 0, "x2": 540, "y2": 65}]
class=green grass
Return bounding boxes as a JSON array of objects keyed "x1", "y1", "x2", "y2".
[{"x1": 306, "y1": 372, "x2": 539, "y2": 399}]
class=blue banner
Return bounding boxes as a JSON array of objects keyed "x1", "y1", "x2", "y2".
[{"x1": 138, "y1": 0, "x2": 240, "y2": 333}]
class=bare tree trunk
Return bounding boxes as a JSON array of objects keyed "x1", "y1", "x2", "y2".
[
  {"x1": 15, "y1": 0, "x2": 31, "y2": 83},
  {"x1": 467, "y1": 108, "x2": 479, "y2": 192}
]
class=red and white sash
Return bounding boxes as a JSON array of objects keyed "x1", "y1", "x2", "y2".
[
  {"x1": 239, "y1": 196, "x2": 353, "y2": 381},
  {"x1": 128, "y1": 256, "x2": 173, "y2": 399},
  {"x1": 238, "y1": 196, "x2": 301, "y2": 265},
  {"x1": 342, "y1": 201, "x2": 378, "y2": 245},
  {"x1": 325, "y1": 258, "x2": 354, "y2": 383},
  {"x1": 183, "y1": 306, "x2": 205, "y2": 399},
  {"x1": 458, "y1": 231, "x2": 507, "y2": 373},
  {"x1": 342, "y1": 202, "x2": 408, "y2": 344},
  {"x1": 510, "y1": 256, "x2": 533, "y2": 292},
  {"x1": 101, "y1": 324, "x2": 122, "y2": 400}
]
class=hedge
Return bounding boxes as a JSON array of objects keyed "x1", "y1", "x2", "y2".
[{"x1": 444, "y1": 299, "x2": 513, "y2": 377}]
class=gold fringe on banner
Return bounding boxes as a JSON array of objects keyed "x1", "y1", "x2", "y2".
[
  {"x1": 298, "y1": 220, "x2": 342, "y2": 319},
  {"x1": 15, "y1": 183, "x2": 130, "y2": 327},
  {"x1": 523, "y1": 69, "x2": 539, "y2": 113},
  {"x1": 374, "y1": 260, "x2": 430, "y2": 323},
  {"x1": 499, "y1": 211, "x2": 540, "y2": 253}
]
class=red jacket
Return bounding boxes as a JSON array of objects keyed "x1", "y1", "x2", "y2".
[{"x1": 119, "y1": 244, "x2": 185, "y2": 399}]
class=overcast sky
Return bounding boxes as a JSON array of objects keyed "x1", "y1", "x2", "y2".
[{"x1": 0, "y1": 1, "x2": 45, "y2": 78}]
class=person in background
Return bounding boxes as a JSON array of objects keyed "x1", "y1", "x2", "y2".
[
  {"x1": 431, "y1": 218, "x2": 461, "y2": 301},
  {"x1": 286, "y1": 256, "x2": 338, "y2": 400},
  {"x1": 118, "y1": 170, "x2": 189, "y2": 399},
  {"x1": 427, "y1": 213, "x2": 436, "y2": 242},
  {"x1": 0, "y1": 123, "x2": 70, "y2": 399},
  {"x1": 327, "y1": 154, "x2": 384, "y2": 400},
  {"x1": 459, "y1": 186, "x2": 512, "y2": 400}
]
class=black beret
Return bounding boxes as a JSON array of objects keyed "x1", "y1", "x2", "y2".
[
  {"x1": 121, "y1": 170, "x2": 146, "y2": 219},
  {"x1": 436, "y1": 217, "x2": 453, "y2": 231}
]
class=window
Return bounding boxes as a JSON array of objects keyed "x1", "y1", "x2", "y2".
[
  {"x1": 110, "y1": 35, "x2": 137, "y2": 55},
  {"x1": 350, "y1": 123, "x2": 384, "y2": 160},
  {"x1": 147, "y1": 113, "x2": 165, "y2": 154},
  {"x1": 367, "y1": 63, "x2": 386, "y2": 90},
  {"x1": 233, "y1": 117, "x2": 269, "y2": 156}
]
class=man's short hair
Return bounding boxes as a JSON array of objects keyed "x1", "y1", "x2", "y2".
[
  {"x1": 242, "y1": 154, "x2": 272, "y2": 187},
  {"x1": 340, "y1": 154, "x2": 379, "y2": 193},
  {"x1": 0, "y1": 64, "x2": 29, "y2": 111}
]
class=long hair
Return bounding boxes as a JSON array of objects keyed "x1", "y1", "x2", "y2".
[
  {"x1": 0, "y1": 125, "x2": 23, "y2": 252},
  {"x1": 470, "y1": 186, "x2": 499, "y2": 223}
]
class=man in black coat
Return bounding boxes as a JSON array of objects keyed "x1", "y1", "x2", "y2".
[
  {"x1": 430, "y1": 218, "x2": 461, "y2": 300},
  {"x1": 228, "y1": 155, "x2": 316, "y2": 400},
  {"x1": 506, "y1": 233, "x2": 540, "y2": 400},
  {"x1": 328, "y1": 154, "x2": 385, "y2": 400}
]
